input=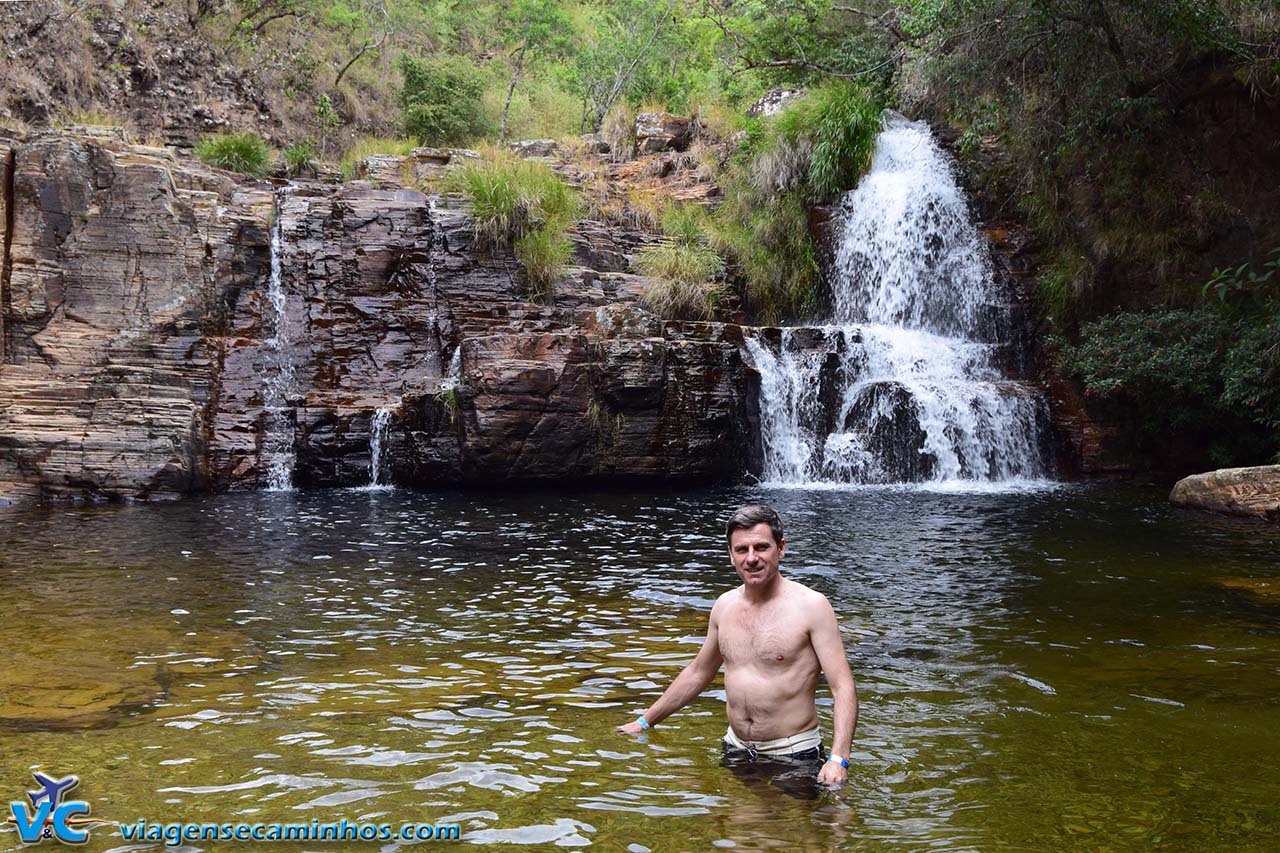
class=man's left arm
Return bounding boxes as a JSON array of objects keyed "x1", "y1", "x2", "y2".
[{"x1": 810, "y1": 594, "x2": 858, "y2": 785}]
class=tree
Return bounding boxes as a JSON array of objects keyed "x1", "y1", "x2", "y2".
[
  {"x1": 569, "y1": 0, "x2": 679, "y2": 131},
  {"x1": 398, "y1": 54, "x2": 489, "y2": 146},
  {"x1": 496, "y1": 0, "x2": 573, "y2": 141}
]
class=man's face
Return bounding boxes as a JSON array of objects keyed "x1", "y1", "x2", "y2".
[{"x1": 728, "y1": 523, "x2": 785, "y2": 589}]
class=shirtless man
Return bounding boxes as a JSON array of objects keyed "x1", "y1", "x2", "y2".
[{"x1": 616, "y1": 504, "x2": 858, "y2": 785}]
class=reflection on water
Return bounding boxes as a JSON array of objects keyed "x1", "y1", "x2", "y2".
[{"x1": 1, "y1": 486, "x2": 1278, "y2": 850}]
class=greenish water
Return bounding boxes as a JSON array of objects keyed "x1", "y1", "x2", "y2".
[{"x1": 1, "y1": 485, "x2": 1278, "y2": 851}]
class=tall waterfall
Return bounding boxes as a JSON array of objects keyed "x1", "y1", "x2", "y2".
[
  {"x1": 261, "y1": 186, "x2": 298, "y2": 491},
  {"x1": 748, "y1": 113, "x2": 1050, "y2": 486}
]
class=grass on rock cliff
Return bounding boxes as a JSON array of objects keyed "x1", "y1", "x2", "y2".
[
  {"x1": 446, "y1": 150, "x2": 582, "y2": 302},
  {"x1": 635, "y1": 201, "x2": 727, "y2": 321},
  {"x1": 195, "y1": 132, "x2": 271, "y2": 178},
  {"x1": 710, "y1": 81, "x2": 882, "y2": 323}
]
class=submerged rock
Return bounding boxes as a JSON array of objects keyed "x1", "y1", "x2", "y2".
[{"x1": 1169, "y1": 465, "x2": 1280, "y2": 521}]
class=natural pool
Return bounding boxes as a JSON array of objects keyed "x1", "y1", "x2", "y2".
[{"x1": 2, "y1": 485, "x2": 1278, "y2": 851}]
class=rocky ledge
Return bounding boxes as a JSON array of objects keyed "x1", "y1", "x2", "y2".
[
  {"x1": 1169, "y1": 465, "x2": 1280, "y2": 521},
  {"x1": 0, "y1": 128, "x2": 756, "y2": 501}
]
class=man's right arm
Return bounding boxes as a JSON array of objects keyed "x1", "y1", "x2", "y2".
[{"x1": 616, "y1": 597, "x2": 725, "y2": 734}]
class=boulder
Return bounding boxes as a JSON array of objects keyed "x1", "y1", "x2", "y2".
[
  {"x1": 747, "y1": 88, "x2": 803, "y2": 118},
  {"x1": 352, "y1": 153, "x2": 406, "y2": 185},
  {"x1": 509, "y1": 139, "x2": 559, "y2": 158},
  {"x1": 1169, "y1": 465, "x2": 1280, "y2": 521},
  {"x1": 634, "y1": 112, "x2": 691, "y2": 154}
]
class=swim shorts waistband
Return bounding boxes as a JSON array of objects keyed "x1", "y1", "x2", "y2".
[{"x1": 723, "y1": 724, "x2": 821, "y2": 757}]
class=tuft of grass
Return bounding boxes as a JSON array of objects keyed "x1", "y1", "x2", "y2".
[
  {"x1": 195, "y1": 132, "x2": 271, "y2": 177},
  {"x1": 51, "y1": 109, "x2": 125, "y2": 128},
  {"x1": 623, "y1": 188, "x2": 663, "y2": 232},
  {"x1": 516, "y1": 227, "x2": 574, "y2": 303},
  {"x1": 634, "y1": 239, "x2": 726, "y2": 321},
  {"x1": 282, "y1": 141, "x2": 317, "y2": 176},
  {"x1": 339, "y1": 136, "x2": 416, "y2": 180},
  {"x1": 444, "y1": 150, "x2": 582, "y2": 302},
  {"x1": 600, "y1": 102, "x2": 635, "y2": 162}
]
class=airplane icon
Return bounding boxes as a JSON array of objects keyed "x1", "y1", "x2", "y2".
[{"x1": 27, "y1": 772, "x2": 79, "y2": 809}]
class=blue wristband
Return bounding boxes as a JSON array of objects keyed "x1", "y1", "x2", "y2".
[
  {"x1": 827, "y1": 754, "x2": 849, "y2": 768},
  {"x1": 637, "y1": 716, "x2": 651, "y2": 730}
]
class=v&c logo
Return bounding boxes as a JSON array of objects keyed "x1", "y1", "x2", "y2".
[{"x1": 7, "y1": 772, "x2": 110, "y2": 845}]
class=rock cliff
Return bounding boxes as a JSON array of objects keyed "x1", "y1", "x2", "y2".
[{"x1": 0, "y1": 129, "x2": 754, "y2": 501}]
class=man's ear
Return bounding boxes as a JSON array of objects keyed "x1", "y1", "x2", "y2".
[{"x1": 778, "y1": 538, "x2": 786, "y2": 559}]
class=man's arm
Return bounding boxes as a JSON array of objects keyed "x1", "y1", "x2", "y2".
[
  {"x1": 809, "y1": 594, "x2": 858, "y2": 785},
  {"x1": 616, "y1": 599, "x2": 725, "y2": 735}
]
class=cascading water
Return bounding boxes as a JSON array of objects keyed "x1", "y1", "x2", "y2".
[
  {"x1": 366, "y1": 406, "x2": 394, "y2": 490},
  {"x1": 748, "y1": 112, "x2": 1051, "y2": 486},
  {"x1": 261, "y1": 186, "x2": 298, "y2": 491}
]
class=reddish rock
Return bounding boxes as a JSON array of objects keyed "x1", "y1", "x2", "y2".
[{"x1": 1170, "y1": 465, "x2": 1280, "y2": 521}]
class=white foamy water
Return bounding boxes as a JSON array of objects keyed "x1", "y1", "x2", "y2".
[
  {"x1": 749, "y1": 113, "x2": 1051, "y2": 486},
  {"x1": 366, "y1": 407, "x2": 394, "y2": 490},
  {"x1": 262, "y1": 186, "x2": 298, "y2": 491}
]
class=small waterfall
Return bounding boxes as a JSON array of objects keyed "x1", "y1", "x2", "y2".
[
  {"x1": 441, "y1": 344, "x2": 463, "y2": 390},
  {"x1": 366, "y1": 406, "x2": 394, "y2": 490},
  {"x1": 261, "y1": 186, "x2": 297, "y2": 491},
  {"x1": 749, "y1": 113, "x2": 1050, "y2": 487}
]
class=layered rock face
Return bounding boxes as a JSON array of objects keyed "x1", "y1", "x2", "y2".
[
  {"x1": 0, "y1": 129, "x2": 265, "y2": 501},
  {"x1": 0, "y1": 130, "x2": 753, "y2": 501},
  {"x1": 1170, "y1": 465, "x2": 1280, "y2": 521}
]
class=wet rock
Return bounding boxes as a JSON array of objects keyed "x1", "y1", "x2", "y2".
[
  {"x1": 1170, "y1": 465, "x2": 1280, "y2": 521},
  {"x1": 0, "y1": 130, "x2": 262, "y2": 501}
]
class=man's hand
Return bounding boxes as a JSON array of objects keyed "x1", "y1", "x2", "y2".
[
  {"x1": 817, "y1": 759, "x2": 848, "y2": 786},
  {"x1": 615, "y1": 720, "x2": 645, "y2": 736}
]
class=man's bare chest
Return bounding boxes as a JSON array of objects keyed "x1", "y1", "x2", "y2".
[{"x1": 718, "y1": 604, "x2": 812, "y2": 667}]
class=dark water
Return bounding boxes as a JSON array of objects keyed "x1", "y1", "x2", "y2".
[{"x1": 1, "y1": 484, "x2": 1278, "y2": 851}]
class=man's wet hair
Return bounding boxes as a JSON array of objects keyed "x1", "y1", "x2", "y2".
[{"x1": 725, "y1": 504, "x2": 784, "y2": 546}]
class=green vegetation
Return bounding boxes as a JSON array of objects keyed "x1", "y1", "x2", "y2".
[
  {"x1": 445, "y1": 151, "x2": 582, "y2": 302},
  {"x1": 710, "y1": 81, "x2": 882, "y2": 322},
  {"x1": 633, "y1": 201, "x2": 726, "y2": 320},
  {"x1": 1053, "y1": 248, "x2": 1280, "y2": 461},
  {"x1": 398, "y1": 55, "x2": 490, "y2": 146},
  {"x1": 282, "y1": 142, "x2": 317, "y2": 176},
  {"x1": 195, "y1": 132, "x2": 271, "y2": 177}
]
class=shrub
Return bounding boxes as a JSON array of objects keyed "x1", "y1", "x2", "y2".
[
  {"x1": 195, "y1": 132, "x2": 271, "y2": 177},
  {"x1": 1051, "y1": 309, "x2": 1229, "y2": 427},
  {"x1": 398, "y1": 55, "x2": 490, "y2": 146},
  {"x1": 1222, "y1": 313, "x2": 1280, "y2": 430}
]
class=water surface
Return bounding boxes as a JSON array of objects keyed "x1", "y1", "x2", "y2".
[{"x1": 2, "y1": 485, "x2": 1278, "y2": 850}]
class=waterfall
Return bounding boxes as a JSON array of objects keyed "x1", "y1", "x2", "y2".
[
  {"x1": 261, "y1": 186, "x2": 297, "y2": 491},
  {"x1": 749, "y1": 113, "x2": 1051, "y2": 487},
  {"x1": 366, "y1": 406, "x2": 394, "y2": 490}
]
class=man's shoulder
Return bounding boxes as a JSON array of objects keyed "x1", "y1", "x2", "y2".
[
  {"x1": 783, "y1": 578, "x2": 834, "y2": 616},
  {"x1": 714, "y1": 587, "x2": 744, "y2": 608}
]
